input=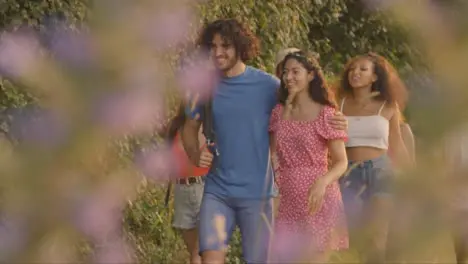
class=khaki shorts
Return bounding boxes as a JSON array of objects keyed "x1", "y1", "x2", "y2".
[{"x1": 172, "y1": 179, "x2": 204, "y2": 230}]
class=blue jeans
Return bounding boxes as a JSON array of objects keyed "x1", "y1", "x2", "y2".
[
  {"x1": 339, "y1": 155, "x2": 394, "y2": 229},
  {"x1": 339, "y1": 155, "x2": 394, "y2": 263},
  {"x1": 198, "y1": 192, "x2": 273, "y2": 263}
]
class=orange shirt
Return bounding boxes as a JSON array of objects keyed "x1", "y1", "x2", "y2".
[{"x1": 172, "y1": 132, "x2": 209, "y2": 178}]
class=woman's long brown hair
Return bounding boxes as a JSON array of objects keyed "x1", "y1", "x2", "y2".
[
  {"x1": 336, "y1": 52, "x2": 408, "y2": 110},
  {"x1": 277, "y1": 51, "x2": 336, "y2": 108}
]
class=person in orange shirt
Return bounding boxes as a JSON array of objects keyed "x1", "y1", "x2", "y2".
[{"x1": 164, "y1": 103, "x2": 209, "y2": 264}]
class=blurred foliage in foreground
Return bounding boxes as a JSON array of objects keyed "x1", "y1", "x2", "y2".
[{"x1": 0, "y1": 0, "x2": 467, "y2": 263}]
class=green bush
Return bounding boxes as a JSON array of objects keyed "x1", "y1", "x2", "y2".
[
  {"x1": 0, "y1": 0, "x2": 89, "y2": 110},
  {"x1": 307, "y1": 0, "x2": 424, "y2": 73},
  {"x1": 124, "y1": 183, "x2": 187, "y2": 264}
]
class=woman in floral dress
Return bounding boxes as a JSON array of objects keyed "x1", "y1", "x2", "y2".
[{"x1": 269, "y1": 50, "x2": 349, "y2": 263}]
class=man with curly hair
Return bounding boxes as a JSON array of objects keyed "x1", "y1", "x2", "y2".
[{"x1": 182, "y1": 18, "x2": 347, "y2": 264}]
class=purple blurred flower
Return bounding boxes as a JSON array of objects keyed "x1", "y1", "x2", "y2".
[
  {"x1": 0, "y1": 31, "x2": 41, "y2": 78},
  {"x1": 92, "y1": 238, "x2": 135, "y2": 264},
  {"x1": 72, "y1": 181, "x2": 127, "y2": 243},
  {"x1": 49, "y1": 27, "x2": 95, "y2": 68},
  {"x1": 123, "y1": 65, "x2": 164, "y2": 93},
  {"x1": 8, "y1": 106, "x2": 68, "y2": 148},
  {"x1": 0, "y1": 214, "x2": 28, "y2": 262},
  {"x1": 134, "y1": 143, "x2": 179, "y2": 182},
  {"x1": 271, "y1": 227, "x2": 316, "y2": 262},
  {"x1": 177, "y1": 50, "x2": 218, "y2": 102},
  {"x1": 145, "y1": 6, "x2": 194, "y2": 49},
  {"x1": 96, "y1": 88, "x2": 165, "y2": 136},
  {"x1": 41, "y1": 13, "x2": 95, "y2": 68}
]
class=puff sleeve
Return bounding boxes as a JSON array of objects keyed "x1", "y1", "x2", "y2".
[
  {"x1": 316, "y1": 105, "x2": 348, "y2": 141},
  {"x1": 269, "y1": 104, "x2": 282, "y2": 133}
]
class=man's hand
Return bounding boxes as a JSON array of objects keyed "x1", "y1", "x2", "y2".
[
  {"x1": 328, "y1": 111, "x2": 348, "y2": 131},
  {"x1": 198, "y1": 148, "x2": 213, "y2": 168}
]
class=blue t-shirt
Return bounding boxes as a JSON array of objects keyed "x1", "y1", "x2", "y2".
[{"x1": 187, "y1": 66, "x2": 279, "y2": 199}]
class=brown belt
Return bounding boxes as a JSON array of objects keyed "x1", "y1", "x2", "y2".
[{"x1": 175, "y1": 176, "x2": 204, "y2": 185}]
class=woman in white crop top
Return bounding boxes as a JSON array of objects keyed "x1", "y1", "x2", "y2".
[{"x1": 335, "y1": 52, "x2": 411, "y2": 264}]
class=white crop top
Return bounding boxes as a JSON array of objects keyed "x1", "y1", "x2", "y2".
[{"x1": 341, "y1": 98, "x2": 389, "y2": 150}]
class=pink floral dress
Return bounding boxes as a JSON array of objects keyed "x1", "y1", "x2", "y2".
[{"x1": 269, "y1": 104, "x2": 349, "y2": 259}]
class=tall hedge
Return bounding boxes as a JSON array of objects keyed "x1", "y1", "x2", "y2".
[
  {"x1": 0, "y1": 0, "x2": 89, "y2": 109},
  {"x1": 0, "y1": 0, "x2": 423, "y2": 110},
  {"x1": 307, "y1": 0, "x2": 423, "y2": 73}
]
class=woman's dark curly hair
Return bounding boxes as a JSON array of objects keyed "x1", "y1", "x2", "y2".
[
  {"x1": 278, "y1": 51, "x2": 336, "y2": 108},
  {"x1": 337, "y1": 52, "x2": 408, "y2": 109},
  {"x1": 197, "y1": 18, "x2": 260, "y2": 62}
]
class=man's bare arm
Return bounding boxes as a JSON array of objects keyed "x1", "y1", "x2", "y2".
[{"x1": 181, "y1": 118, "x2": 202, "y2": 165}]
